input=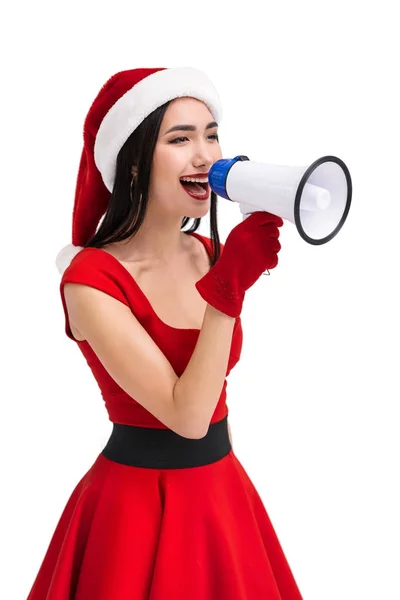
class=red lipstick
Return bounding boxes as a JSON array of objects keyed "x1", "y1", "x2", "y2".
[{"x1": 180, "y1": 172, "x2": 209, "y2": 178}]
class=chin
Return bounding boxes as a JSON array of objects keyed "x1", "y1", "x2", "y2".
[{"x1": 185, "y1": 206, "x2": 209, "y2": 218}]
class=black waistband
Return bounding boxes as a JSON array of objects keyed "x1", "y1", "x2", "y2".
[{"x1": 101, "y1": 415, "x2": 231, "y2": 469}]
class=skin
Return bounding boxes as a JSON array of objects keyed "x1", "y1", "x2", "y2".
[{"x1": 121, "y1": 96, "x2": 223, "y2": 265}]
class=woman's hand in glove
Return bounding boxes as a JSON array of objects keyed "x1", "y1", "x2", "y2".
[{"x1": 195, "y1": 211, "x2": 283, "y2": 318}]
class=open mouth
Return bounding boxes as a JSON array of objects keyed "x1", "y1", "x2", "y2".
[
  {"x1": 179, "y1": 178, "x2": 210, "y2": 199},
  {"x1": 179, "y1": 179, "x2": 209, "y2": 194}
]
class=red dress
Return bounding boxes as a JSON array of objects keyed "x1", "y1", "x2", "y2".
[{"x1": 27, "y1": 232, "x2": 303, "y2": 600}]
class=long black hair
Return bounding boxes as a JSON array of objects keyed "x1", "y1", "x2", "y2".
[{"x1": 84, "y1": 100, "x2": 221, "y2": 266}]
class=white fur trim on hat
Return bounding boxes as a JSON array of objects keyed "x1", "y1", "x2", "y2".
[
  {"x1": 55, "y1": 243, "x2": 84, "y2": 275},
  {"x1": 94, "y1": 67, "x2": 223, "y2": 192}
]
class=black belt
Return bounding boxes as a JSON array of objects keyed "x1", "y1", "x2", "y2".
[{"x1": 101, "y1": 415, "x2": 231, "y2": 469}]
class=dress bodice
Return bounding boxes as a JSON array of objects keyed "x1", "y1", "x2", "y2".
[{"x1": 59, "y1": 233, "x2": 243, "y2": 427}]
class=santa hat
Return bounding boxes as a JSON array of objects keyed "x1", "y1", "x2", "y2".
[{"x1": 55, "y1": 66, "x2": 223, "y2": 275}]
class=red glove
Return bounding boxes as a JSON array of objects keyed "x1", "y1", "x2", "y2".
[{"x1": 195, "y1": 211, "x2": 283, "y2": 318}]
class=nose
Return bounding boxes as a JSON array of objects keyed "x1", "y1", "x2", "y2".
[{"x1": 192, "y1": 139, "x2": 216, "y2": 169}]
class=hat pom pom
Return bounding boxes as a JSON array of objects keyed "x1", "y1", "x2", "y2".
[{"x1": 55, "y1": 243, "x2": 84, "y2": 275}]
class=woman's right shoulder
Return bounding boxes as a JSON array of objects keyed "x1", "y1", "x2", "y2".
[
  {"x1": 61, "y1": 248, "x2": 128, "y2": 301},
  {"x1": 60, "y1": 248, "x2": 131, "y2": 341}
]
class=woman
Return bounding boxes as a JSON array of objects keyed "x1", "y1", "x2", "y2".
[{"x1": 27, "y1": 66, "x2": 303, "y2": 599}]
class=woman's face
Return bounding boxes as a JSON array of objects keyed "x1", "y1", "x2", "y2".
[{"x1": 148, "y1": 97, "x2": 222, "y2": 217}]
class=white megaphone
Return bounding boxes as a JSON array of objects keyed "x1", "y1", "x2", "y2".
[{"x1": 208, "y1": 155, "x2": 352, "y2": 246}]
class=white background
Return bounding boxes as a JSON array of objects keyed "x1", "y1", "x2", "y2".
[{"x1": 2, "y1": 1, "x2": 399, "y2": 598}]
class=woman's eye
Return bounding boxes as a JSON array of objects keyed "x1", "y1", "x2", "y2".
[
  {"x1": 169, "y1": 134, "x2": 219, "y2": 144},
  {"x1": 169, "y1": 137, "x2": 188, "y2": 143}
]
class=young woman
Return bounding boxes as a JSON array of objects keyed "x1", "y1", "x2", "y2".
[{"x1": 27, "y1": 66, "x2": 303, "y2": 599}]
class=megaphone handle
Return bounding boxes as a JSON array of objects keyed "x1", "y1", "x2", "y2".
[{"x1": 240, "y1": 209, "x2": 272, "y2": 276}]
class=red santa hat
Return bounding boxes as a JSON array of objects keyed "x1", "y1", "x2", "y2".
[{"x1": 55, "y1": 66, "x2": 223, "y2": 275}]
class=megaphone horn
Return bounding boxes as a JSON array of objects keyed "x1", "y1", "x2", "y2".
[{"x1": 208, "y1": 155, "x2": 352, "y2": 245}]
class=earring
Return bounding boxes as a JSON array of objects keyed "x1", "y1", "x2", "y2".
[
  {"x1": 130, "y1": 176, "x2": 135, "y2": 203},
  {"x1": 130, "y1": 175, "x2": 142, "y2": 200},
  {"x1": 130, "y1": 175, "x2": 142, "y2": 228}
]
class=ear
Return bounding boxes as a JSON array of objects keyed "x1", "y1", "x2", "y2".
[{"x1": 131, "y1": 165, "x2": 138, "y2": 178}]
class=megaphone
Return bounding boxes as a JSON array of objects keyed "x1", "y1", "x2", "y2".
[{"x1": 209, "y1": 155, "x2": 352, "y2": 245}]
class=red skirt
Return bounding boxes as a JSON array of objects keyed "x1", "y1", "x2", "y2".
[{"x1": 27, "y1": 417, "x2": 303, "y2": 599}]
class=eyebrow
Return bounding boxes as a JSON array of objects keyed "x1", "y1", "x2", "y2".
[{"x1": 163, "y1": 121, "x2": 218, "y2": 135}]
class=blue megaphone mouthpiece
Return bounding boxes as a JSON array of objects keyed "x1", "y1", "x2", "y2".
[{"x1": 208, "y1": 155, "x2": 250, "y2": 200}]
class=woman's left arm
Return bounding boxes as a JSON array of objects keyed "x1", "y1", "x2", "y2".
[{"x1": 227, "y1": 419, "x2": 233, "y2": 449}]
